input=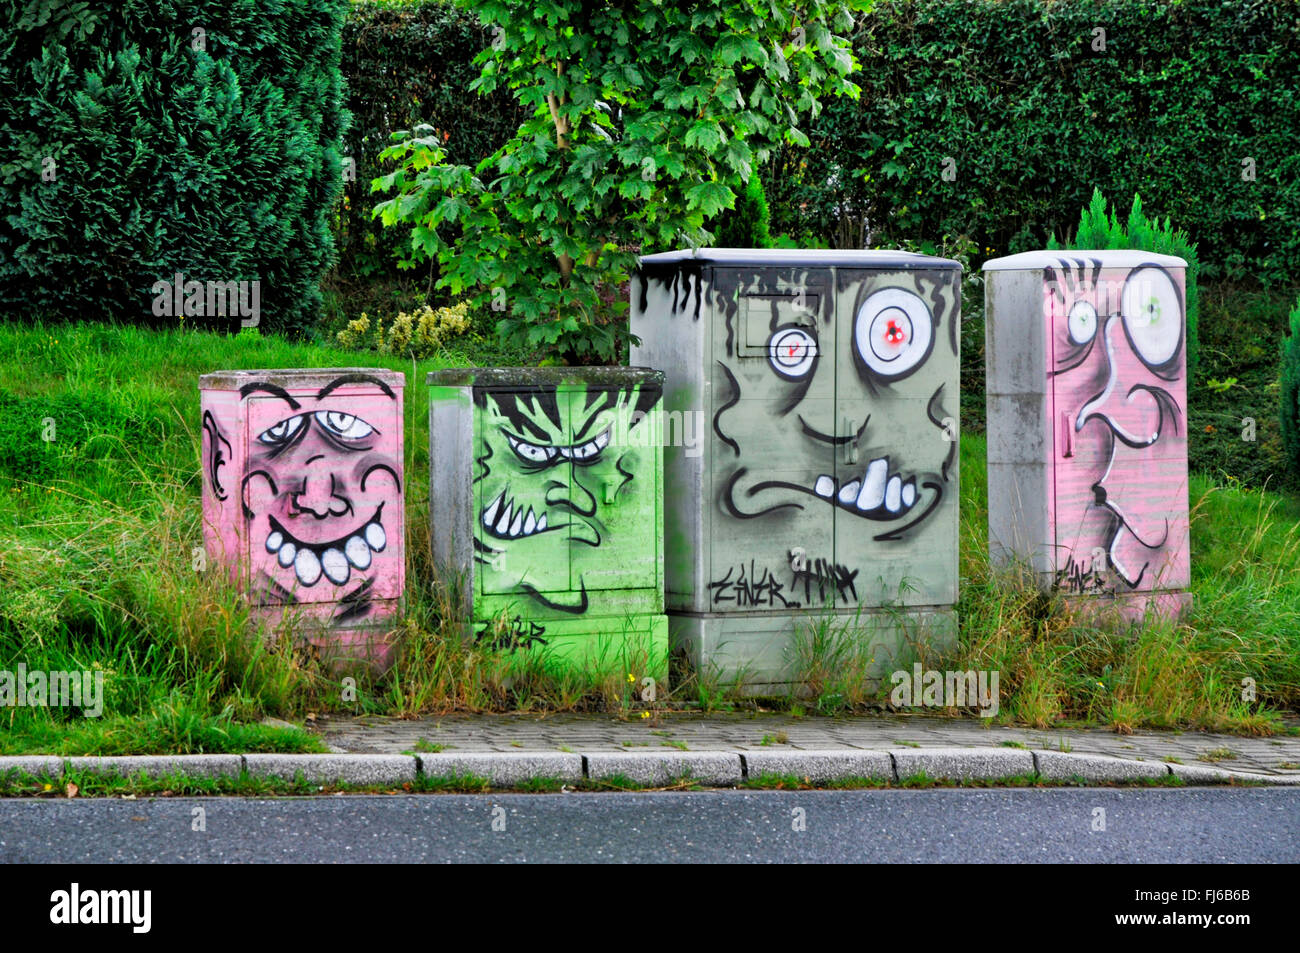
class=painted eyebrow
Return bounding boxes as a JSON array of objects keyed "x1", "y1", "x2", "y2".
[
  {"x1": 317, "y1": 374, "x2": 396, "y2": 400},
  {"x1": 239, "y1": 382, "x2": 301, "y2": 409}
]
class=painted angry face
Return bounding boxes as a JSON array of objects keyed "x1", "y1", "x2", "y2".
[
  {"x1": 1047, "y1": 260, "x2": 1189, "y2": 590},
  {"x1": 237, "y1": 375, "x2": 403, "y2": 613},
  {"x1": 473, "y1": 383, "x2": 660, "y2": 613},
  {"x1": 714, "y1": 270, "x2": 957, "y2": 541}
]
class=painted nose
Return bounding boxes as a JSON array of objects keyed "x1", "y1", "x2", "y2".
[
  {"x1": 295, "y1": 461, "x2": 349, "y2": 518},
  {"x1": 546, "y1": 475, "x2": 597, "y2": 518},
  {"x1": 1075, "y1": 315, "x2": 1163, "y2": 447}
]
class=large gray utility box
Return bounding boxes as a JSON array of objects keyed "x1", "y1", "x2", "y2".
[{"x1": 630, "y1": 249, "x2": 961, "y2": 692}]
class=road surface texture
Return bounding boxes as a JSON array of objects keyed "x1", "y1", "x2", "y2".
[{"x1": 2, "y1": 787, "x2": 1295, "y2": 863}]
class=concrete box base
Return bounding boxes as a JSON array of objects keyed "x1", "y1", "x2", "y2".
[
  {"x1": 475, "y1": 614, "x2": 671, "y2": 683},
  {"x1": 670, "y1": 608, "x2": 958, "y2": 695},
  {"x1": 1058, "y1": 589, "x2": 1193, "y2": 628}
]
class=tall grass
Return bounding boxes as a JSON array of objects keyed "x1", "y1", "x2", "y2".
[{"x1": 0, "y1": 322, "x2": 1297, "y2": 754}]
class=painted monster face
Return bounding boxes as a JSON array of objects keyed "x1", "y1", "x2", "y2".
[
  {"x1": 473, "y1": 383, "x2": 660, "y2": 613},
  {"x1": 714, "y1": 271, "x2": 957, "y2": 540},
  {"x1": 1047, "y1": 261, "x2": 1187, "y2": 589},
  {"x1": 238, "y1": 375, "x2": 403, "y2": 612}
]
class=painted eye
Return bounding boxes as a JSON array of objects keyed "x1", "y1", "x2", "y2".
[
  {"x1": 855, "y1": 288, "x2": 934, "y2": 380},
  {"x1": 559, "y1": 428, "x2": 611, "y2": 462},
  {"x1": 1068, "y1": 300, "x2": 1098, "y2": 345},
  {"x1": 768, "y1": 326, "x2": 818, "y2": 379},
  {"x1": 1121, "y1": 267, "x2": 1182, "y2": 367},
  {"x1": 314, "y1": 411, "x2": 374, "y2": 440},
  {"x1": 508, "y1": 434, "x2": 557, "y2": 464},
  {"x1": 256, "y1": 414, "x2": 306, "y2": 445}
]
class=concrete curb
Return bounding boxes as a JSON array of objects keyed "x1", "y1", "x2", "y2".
[
  {"x1": 0, "y1": 749, "x2": 1294, "y2": 788},
  {"x1": 743, "y1": 750, "x2": 894, "y2": 782},
  {"x1": 892, "y1": 746, "x2": 1035, "y2": 781},
  {"x1": 243, "y1": 754, "x2": 417, "y2": 786},
  {"x1": 585, "y1": 751, "x2": 743, "y2": 786},
  {"x1": 64, "y1": 755, "x2": 243, "y2": 779},
  {"x1": 1033, "y1": 750, "x2": 1169, "y2": 782},
  {"x1": 418, "y1": 752, "x2": 583, "y2": 786}
]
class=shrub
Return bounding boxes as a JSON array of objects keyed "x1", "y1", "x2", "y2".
[
  {"x1": 1188, "y1": 284, "x2": 1293, "y2": 490},
  {"x1": 1049, "y1": 189, "x2": 1201, "y2": 380},
  {"x1": 1282, "y1": 296, "x2": 1300, "y2": 481},
  {"x1": 0, "y1": 0, "x2": 350, "y2": 335},
  {"x1": 335, "y1": 301, "x2": 472, "y2": 358},
  {"x1": 713, "y1": 175, "x2": 774, "y2": 249}
]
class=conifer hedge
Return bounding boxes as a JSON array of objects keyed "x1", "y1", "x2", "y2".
[{"x1": 0, "y1": 0, "x2": 350, "y2": 334}]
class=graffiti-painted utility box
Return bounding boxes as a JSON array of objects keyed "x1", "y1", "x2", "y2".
[
  {"x1": 199, "y1": 369, "x2": 406, "y2": 666},
  {"x1": 630, "y1": 249, "x2": 962, "y2": 691},
  {"x1": 427, "y1": 367, "x2": 668, "y2": 679},
  {"x1": 983, "y1": 250, "x2": 1191, "y2": 619}
]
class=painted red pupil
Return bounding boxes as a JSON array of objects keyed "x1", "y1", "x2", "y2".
[{"x1": 884, "y1": 320, "x2": 905, "y2": 345}]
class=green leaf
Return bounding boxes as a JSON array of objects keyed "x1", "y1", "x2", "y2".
[{"x1": 686, "y1": 181, "x2": 735, "y2": 217}]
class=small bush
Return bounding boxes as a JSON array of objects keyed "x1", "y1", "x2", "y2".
[
  {"x1": 335, "y1": 301, "x2": 472, "y2": 359},
  {"x1": 713, "y1": 175, "x2": 773, "y2": 248},
  {"x1": 1281, "y1": 295, "x2": 1300, "y2": 481}
]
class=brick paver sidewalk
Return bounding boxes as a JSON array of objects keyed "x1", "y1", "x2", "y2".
[{"x1": 315, "y1": 712, "x2": 1300, "y2": 778}]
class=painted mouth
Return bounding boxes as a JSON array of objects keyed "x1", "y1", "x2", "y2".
[
  {"x1": 265, "y1": 504, "x2": 387, "y2": 588},
  {"x1": 481, "y1": 490, "x2": 555, "y2": 540},
  {"x1": 810, "y1": 456, "x2": 920, "y2": 518}
]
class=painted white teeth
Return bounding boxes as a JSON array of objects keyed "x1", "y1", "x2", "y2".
[
  {"x1": 278, "y1": 542, "x2": 296, "y2": 567},
  {"x1": 345, "y1": 535, "x2": 371, "y2": 570},
  {"x1": 322, "y1": 548, "x2": 350, "y2": 585},
  {"x1": 885, "y1": 474, "x2": 902, "y2": 512},
  {"x1": 814, "y1": 475, "x2": 834, "y2": 498},
  {"x1": 294, "y1": 548, "x2": 322, "y2": 586},
  {"x1": 265, "y1": 531, "x2": 283, "y2": 553},
  {"x1": 902, "y1": 480, "x2": 916, "y2": 507},
  {"x1": 837, "y1": 480, "x2": 860, "y2": 505},
  {"x1": 481, "y1": 493, "x2": 551, "y2": 537},
  {"x1": 483, "y1": 491, "x2": 503, "y2": 528},
  {"x1": 365, "y1": 521, "x2": 387, "y2": 552},
  {"x1": 594, "y1": 430, "x2": 610, "y2": 449},
  {"x1": 857, "y1": 458, "x2": 888, "y2": 511}
]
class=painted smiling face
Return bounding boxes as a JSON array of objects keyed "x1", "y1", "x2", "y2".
[
  {"x1": 230, "y1": 374, "x2": 403, "y2": 617},
  {"x1": 473, "y1": 382, "x2": 660, "y2": 614},
  {"x1": 1047, "y1": 261, "x2": 1189, "y2": 590},
  {"x1": 713, "y1": 269, "x2": 958, "y2": 540}
]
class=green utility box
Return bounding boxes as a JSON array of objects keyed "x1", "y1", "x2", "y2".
[
  {"x1": 427, "y1": 367, "x2": 668, "y2": 680},
  {"x1": 630, "y1": 249, "x2": 961, "y2": 692}
]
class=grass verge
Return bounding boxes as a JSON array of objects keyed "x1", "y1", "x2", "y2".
[{"x1": 1, "y1": 321, "x2": 1297, "y2": 751}]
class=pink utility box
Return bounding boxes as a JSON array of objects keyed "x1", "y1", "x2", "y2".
[
  {"x1": 983, "y1": 251, "x2": 1191, "y2": 621},
  {"x1": 199, "y1": 368, "x2": 405, "y2": 665}
]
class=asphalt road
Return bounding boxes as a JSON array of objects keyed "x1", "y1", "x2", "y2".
[{"x1": 1, "y1": 787, "x2": 1296, "y2": 863}]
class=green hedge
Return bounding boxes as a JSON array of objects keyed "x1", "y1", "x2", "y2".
[
  {"x1": 0, "y1": 0, "x2": 350, "y2": 335},
  {"x1": 337, "y1": 0, "x2": 525, "y2": 282},
  {"x1": 765, "y1": 0, "x2": 1300, "y2": 281}
]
